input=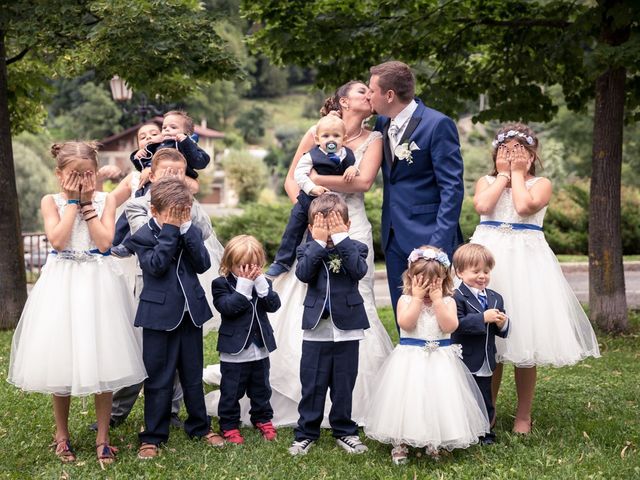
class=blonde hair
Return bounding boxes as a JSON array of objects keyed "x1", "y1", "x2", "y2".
[
  {"x1": 164, "y1": 110, "x2": 194, "y2": 135},
  {"x1": 151, "y1": 148, "x2": 187, "y2": 172},
  {"x1": 51, "y1": 141, "x2": 100, "y2": 171},
  {"x1": 150, "y1": 177, "x2": 192, "y2": 213},
  {"x1": 401, "y1": 245, "x2": 454, "y2": 296},
  {"x1": 316, "y1": 115, "x2": 346, "y2": 136},
  {"x1": 219, "y1": 235, "x2": 267, "y2": 276},
  {"x1": 452, "y1": 243, "x2": 495, "y2": 274}
]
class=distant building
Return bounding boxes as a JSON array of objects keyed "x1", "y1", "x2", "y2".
[{"x1": 98, "y1": 117, "x2": 227, "y2": 204}]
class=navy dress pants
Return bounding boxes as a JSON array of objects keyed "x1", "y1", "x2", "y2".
[
  {"x1": 139, "y1": 314, "x2": 210, "y2": 445},
  {"x1": 294, "y1": 340, "x2": 359, "y2": 441}
]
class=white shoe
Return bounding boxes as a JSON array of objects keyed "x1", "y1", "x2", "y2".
[
  {"x1": 391, "y1": 445, "x2": 409, "y2": 465},
  {"x1": 335, "y1": 435, "x2": 368, "y2": 454},
  {"x1": 288, "y1": 439, "x2": 314, "y2": 456}
]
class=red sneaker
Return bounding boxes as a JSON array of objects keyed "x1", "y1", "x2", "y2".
[
  {"x1": 222, "y1": 429, "x2": 244, "y2": 445},
  {"x1": 255, "y1": 421, "x2": 277, "y2": 441}
]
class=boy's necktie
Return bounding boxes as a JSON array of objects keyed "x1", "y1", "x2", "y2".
[
  {"x1": 327, "y1": 152, "x2": 341, "y2": 164},
  {"x1": 478, "y1": 293, "x2": 488, "y2": 310}
]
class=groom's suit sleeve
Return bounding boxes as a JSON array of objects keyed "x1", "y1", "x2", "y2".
[{"x1": 429, "y1": 117, "x2": 464, "y2": 251}]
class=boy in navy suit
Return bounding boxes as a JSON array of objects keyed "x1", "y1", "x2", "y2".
[
  {"x1": 266, "y1": 116, "x2": 359, "y2": 277},
  {"x1": 212, "y1": 235, "x2": 281, "y2": 444},
  {"x1": 451, "y1": 243, "x2": 509, "y2": 444},
  {"x1": 125, "y1": 177, "x2": 224, "y2": 458},
  {"x1": 289, "y1": 193, "x2": 369, "y2": 456}
]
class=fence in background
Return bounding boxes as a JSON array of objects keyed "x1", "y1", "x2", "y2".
[{"x1": 23, "y1": 232, "x2": 50, "y2": 281}]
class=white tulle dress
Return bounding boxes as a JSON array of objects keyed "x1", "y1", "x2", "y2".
[
  {"x1": 364, "y1": 296, "x2": 489, "y2": 450},
  {"x1": 471, "y1": 176, "x2": 601, "y2": 367},
  {"x1": 203, "y1": 131, "x2": 394, "y2": 426},
  {"x1": 8, "y1": 192, "x2": 147, "y2": 396}
]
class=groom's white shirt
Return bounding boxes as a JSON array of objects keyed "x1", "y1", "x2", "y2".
[{"x1": 388, "y1": 100, "x2": 418, "y2": 153}]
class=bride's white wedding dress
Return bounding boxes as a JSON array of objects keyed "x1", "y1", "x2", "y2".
[{"x1": 203, "y1": 131, "x2": 393, "y2": 426}]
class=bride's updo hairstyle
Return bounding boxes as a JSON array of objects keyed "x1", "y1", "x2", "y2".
[
  {"x1": 490, "y1": 122, "x2": 541, "y2": 176},
  {"x1": 320, "y1": 80, "x2": 361, "y2": 117}
]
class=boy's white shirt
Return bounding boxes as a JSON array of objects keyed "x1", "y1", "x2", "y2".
[{"x1": 294, "y1": 146, "x2": 348, "y2": 195}]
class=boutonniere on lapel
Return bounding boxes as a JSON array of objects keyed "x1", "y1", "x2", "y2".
[
  {"x1": 394, "y1": 141, "x2": 420, "y2": 165},
  {"x1": 327, "y1": 254, "x2": 342, "y2": 273}
]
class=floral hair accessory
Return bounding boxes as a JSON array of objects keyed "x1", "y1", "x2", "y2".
[
  {"x1": 492, "y1": 130, "x2": 535, "y2": 148},
  {"x1": 407, "y1": 249, "x2": 451, "y2": 268}
]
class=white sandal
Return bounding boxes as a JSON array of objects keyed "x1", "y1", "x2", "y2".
[{"x1": 391, "y1": 444, "x2": 409, "y2": 465}]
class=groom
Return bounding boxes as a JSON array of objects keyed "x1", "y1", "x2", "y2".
[{"x1": 368, "y1": 61, "x2": 464, "y2": 322}]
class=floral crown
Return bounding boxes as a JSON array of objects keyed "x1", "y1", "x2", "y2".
[
  {"x1": 492, "y1": 129, "x2": 535, "y2": 148},
  {"x1": 407, "y1": 249, "x2": 451, "y2": 268}
]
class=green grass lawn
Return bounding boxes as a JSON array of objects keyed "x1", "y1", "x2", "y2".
[{"x1": 1, "y1": 309, "x2": 638, "y2": 479}]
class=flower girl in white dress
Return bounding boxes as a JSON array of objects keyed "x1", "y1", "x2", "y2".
[
  {"x1": 471, "y1": 123, "x2": 600, "y2": 433},
  {"x1": 364, "y1": 246, "x2": 489, "y2": 464},
  {"x1": 8, "y1": 142, "x2": 146, "y2": 464}
]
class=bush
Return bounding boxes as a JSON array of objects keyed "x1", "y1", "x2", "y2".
[
  {"x1": 222, "y1": 151, "x2": 268, "y2": 204},
  {"x1": 213, "y1": 202, "x2": 292, "y2": 261},
  {"x1": 234, "y1": 107, "x2": 266, "y2": 144}
]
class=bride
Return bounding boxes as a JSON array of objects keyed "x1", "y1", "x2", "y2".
[{"x1": 204, "y1": 80, "x2": 393, "y2": 426}]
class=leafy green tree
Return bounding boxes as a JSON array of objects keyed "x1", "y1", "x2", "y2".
[
  {"x1": 234, "y1": 106, "x2": 267, "y2": 144},
  {"x1": 243, "y1": 0, "x2": 640, "y2": 333},
  {"x1": 0, "y1": 0, "x2": 241, "y2": 328},
  {"x1": 13, "y1": 139, "x2": 55, "y2": 231},
  {"x1": 49, "y1": 82, "x2": 123, "y2": 140},
  {"x1": 222, "y1": 150, "x2": 268, "y2": 203}
]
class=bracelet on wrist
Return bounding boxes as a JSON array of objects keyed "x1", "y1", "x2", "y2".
[
  {"x1": 497, "y1": 172, "x2": 511, "y2": 181},
  {"x1": 80, "y1": 201, "x2": 92, "y2": 207},
  {"x1": 84, "y1": 214, "x2": 98, "y2": 222},
  {"x1": 67, "y1": 199, "x2": 80, "y2": 205}
]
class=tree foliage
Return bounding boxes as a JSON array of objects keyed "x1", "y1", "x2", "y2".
[
  {"x1": 243, "y1": 0, "x2": 639, "y2": 123},
  {"x1": 222, "y1": 151, "x2": 268, "y2": 203}
]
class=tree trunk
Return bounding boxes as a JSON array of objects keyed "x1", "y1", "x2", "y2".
[
  {"x1": 0, "y1": 31, "x2": 28, "y2": 329},
  {"x1": 589, "y1": 65, "x2": 628, "y2": 333}
]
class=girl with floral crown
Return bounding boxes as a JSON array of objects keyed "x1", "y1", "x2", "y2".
[
  {"x1": 471, "y1": 123, "x2": 600, "y2": 434},
  {"x1": 364, "y1": 246, "x2": 489, "y2": 465}
]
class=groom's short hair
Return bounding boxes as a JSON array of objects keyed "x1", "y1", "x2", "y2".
[
  {"x1": 308, "y1": 193, "x2": 349, "y2": 225},
  {"x1": 370, "y1": 61, "x2": 415, "y2": 103}
]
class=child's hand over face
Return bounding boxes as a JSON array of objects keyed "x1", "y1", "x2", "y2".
[
  {"x1": 310, "y1": 185, "x2": 330, "y2": 197},
  {"x1": 80, "y1": 171, "x2": 96, "y2": 203},
  {"x1": 496, "y1": 145, "x2": 511, "y2": 174},
  {"x1": 509, "y1": 144, "x2": 532, "y2": 175},
  {"x1": 139, "y1": 167, "x2": 152, "y2": 186},
  {"x1": 327, "y1": 211, "x2": 348, "y2": 236},
  {"x1": 248, "y1": 264, "x2": 262, "y2": 281},
  {"x1": 62, "y1": 171, "x2": 81, "y2": 200},
  {"x1": 427, "y1": 277, "x2": 444, "y2": 303},
  {"x1": 411, "y1": 274, "x2": 429, "y2": 300},
  {"x1": 178, "y1": 203, "x2": 192, "y2": 225},
  {"x1": 164, "y1": 205, "x2": 183, "y2": 227},
  {"x1": 311, "y1": 213, "x2": 329, "y2": 243},
  {"x1": 343, "y1": 166, "x2": 358, "y2": 183}
]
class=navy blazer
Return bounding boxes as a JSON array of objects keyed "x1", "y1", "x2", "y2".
[
  {"x1": 212, "y1": 275, "x2": 280, "y2": 355},
  {"x1": 375, "y1": 98, "x2": 464, "y2": 258},
  {"x1": 124, "y1": 220, "x2": 212, "y2": 331},
  {"x1": 295, "y1": 238, "x2": 369, "y2": 331},
  {"x1": 451, "y1": 283, "x2": 509, "y2": 373}
]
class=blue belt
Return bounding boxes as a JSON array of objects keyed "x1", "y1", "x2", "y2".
[
  {"x1": 399, "y1": 338, "x2": 452, "y2": 347},
  {"x1": 51, "y1": 248, "x2": 111, "y2": 256},
  {"x1": 479, "y1": 221, "x2": 542, "y2": 231}
]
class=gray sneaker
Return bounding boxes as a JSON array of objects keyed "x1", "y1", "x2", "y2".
[
  {"x1": 335, "y1": 435, "x2": 368, "y2": 454},
  {"x1": 288, "y1": 439, "x2": 315, "y2": 456}
]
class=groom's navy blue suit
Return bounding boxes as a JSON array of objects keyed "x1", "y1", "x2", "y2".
[{"x1": 375, "y1": 99, "x2": 464, "y2": 321}]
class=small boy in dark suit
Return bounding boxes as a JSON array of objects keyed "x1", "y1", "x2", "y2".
[
  {"x1": 289, "y1": 193, "x2": 369, "y2": 456},
  {"x1": 266, "y1": 116, "x2": 359, "y2": 277},
  {"x1": 212, "y1": 235, "x2": 281, "y2": 445},
  {"x1": 124, "y1": 177, "x2": 224, "y2": 458},
  {"x1": 451, "y1": 243, "x2": 509, "y2": 445}
]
